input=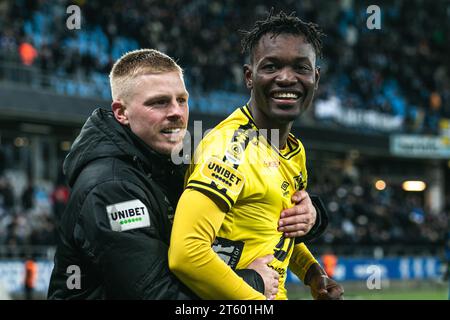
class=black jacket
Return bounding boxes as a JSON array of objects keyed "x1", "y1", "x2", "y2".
[{"x1": 47, "y1": 108, "x2": 264, "y2": 299}]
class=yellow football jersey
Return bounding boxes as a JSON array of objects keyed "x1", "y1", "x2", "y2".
[{"x1": 185, "y1": 105, "x2": 314, "y2": 299}]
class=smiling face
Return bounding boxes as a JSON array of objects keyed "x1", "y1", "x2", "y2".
[
  {"x1": 113, "y1": 71, "x2": 189, "y2": 155},
  {"x1": 244, "y1": 33, "x2": 320, "y2": 127}
]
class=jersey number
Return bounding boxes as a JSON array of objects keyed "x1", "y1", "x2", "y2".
[{"x1": 273, "y1": 235, "x2": 294, "y2": 262}]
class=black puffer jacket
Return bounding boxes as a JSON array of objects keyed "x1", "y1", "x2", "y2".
[{"x1": 47, "y1": 108, "x2": 264, "y2": 299}]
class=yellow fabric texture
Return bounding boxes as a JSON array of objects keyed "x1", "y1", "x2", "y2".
[
  {"x1": 289, "y1": 243, "x2": 319, "y2": 283},
  {"x1": 169, "y1": 188, "x2": 265, "y2": 300},
  {"x1": 173, "y1": 105, "x2": 317, "y2": 299}
]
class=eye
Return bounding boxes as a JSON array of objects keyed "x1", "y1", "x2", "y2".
[
  {"x1": 262, "y1": 63, "x2": 277, "y2": 72},
  {"x1": 177, "y1": 97, "x2": 188, "y2": 105},
  {"x1": 148, "y1": 99, "x2": 169, "y2": 108},
  {"x1": 296, "y1": 65, "x2": 312, "y2": 73}
]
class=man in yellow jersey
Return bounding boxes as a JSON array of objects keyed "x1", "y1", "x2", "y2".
[{"x1": 169, "y1": 10, "x2": 344, "y2": 300}]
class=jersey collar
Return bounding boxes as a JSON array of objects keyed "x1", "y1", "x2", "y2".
[{"x1": 239, "y1": 104, "x2": 302, "y2": 160}]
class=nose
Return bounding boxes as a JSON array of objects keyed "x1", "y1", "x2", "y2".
[
  {"x1": 275, "y1": 67, "x2": 298, "y2": 86},
  {"x1": 166, "y1": 99, "x2": 186, "y2": 120}
]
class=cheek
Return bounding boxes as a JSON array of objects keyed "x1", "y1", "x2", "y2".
[
  {"x1": 304, "y1": 75, "x2": 316, "y2": 89},
  {"x1": 131, "y1": 111, "x2": 159, "y2": 133},
  {"x1": 254, "y1": 76, "x2": 271, "y2": 95}
]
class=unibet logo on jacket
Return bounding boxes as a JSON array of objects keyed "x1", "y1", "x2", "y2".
[{"x1": 106, "y1": 199, "x2": 150, "y2": 232}]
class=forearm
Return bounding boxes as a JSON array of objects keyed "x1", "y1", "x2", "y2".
[
  {"x1": 235, "y1": 269, "x2": 265, "y2": 294},
  {"x1": 169, "y1": 189, "x2": 265, "y2": 300},
  {"x1": 303, "y1": 263, "x2": 327, "y2": 286},
  {"x1": 288, "y1": 243, "x2": 319, "y2": 283}
]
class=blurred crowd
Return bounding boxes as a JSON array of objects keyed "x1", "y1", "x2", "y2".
[
  {"x1": 0, "y1": 162, "x2": 447, "y2": 256},
  {"x1": 308, "y1": 162, "x2": 448, "y2": 253},
  {"x1": 0, "y1": 0, "x2": 449, "y2": 133},
  {"x1": 0, "y1": 173, "x2": 67, "y2": 255}
]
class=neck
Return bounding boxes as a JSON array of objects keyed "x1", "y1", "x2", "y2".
[{"x1": 247, "y1": 99, "x2": 292, "y2": 149}]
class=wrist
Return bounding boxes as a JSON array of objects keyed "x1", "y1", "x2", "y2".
[{"x1": 304, "y1": 263, "x2": 328, "y2": 286}]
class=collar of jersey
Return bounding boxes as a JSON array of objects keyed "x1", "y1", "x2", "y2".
[{"x1": 240, "y1": 104, "x2": 302, "y2": 160}]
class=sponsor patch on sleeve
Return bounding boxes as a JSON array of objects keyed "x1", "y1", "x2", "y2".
[
  {"x1": 212, "y1": 237, "x2": 244, "y2": 269},
  {"x1": 106, "y1": 199, "x2": 150, "y2": 232},
  {"x1": 200, "y1": 156, "x2": 245, "y2": 196}
]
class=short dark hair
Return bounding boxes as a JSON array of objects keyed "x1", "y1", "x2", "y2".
[{"x1": 240, "y1": 9, "x2": 325, "y2": 62}]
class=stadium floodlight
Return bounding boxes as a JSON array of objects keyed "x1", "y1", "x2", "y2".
[
  {"x1": 374, "y1": 180, "x2": 386, "y2": 191},
  {"x1": 14, "y1": 137, "x2": 29, "y2": 147},
  {"x1": 402, "y1": 181, "x2": 426, "y2": 192},
  {"x1": 60, "y1": 141, "x2": 72, "y2": 151}
]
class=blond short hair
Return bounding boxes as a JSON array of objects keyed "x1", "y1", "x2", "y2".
[{"x1": 109, "y1": 49, "x2": 183, "y2": 101}]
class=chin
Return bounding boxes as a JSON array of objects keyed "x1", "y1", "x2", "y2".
[
  {"x1": 165, "y1": 143, "x2": 185, "y2": 156},
  {"x1": 150, "y1": 138, "x2": 183, "y2": 155},
  {"x1": 150, "y1": 145, "x2": 172, "y2": 156},
  {"x1": 272, "y1": 110, "x2": 301, "y2": 123}
]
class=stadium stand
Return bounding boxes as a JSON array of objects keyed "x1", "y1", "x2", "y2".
[
  {"x1": 0, "y1": 155, "x2": 447, "y2": 257},
  {"x1": 1, "y1": 0, "x2": 449, "y2": 133}
]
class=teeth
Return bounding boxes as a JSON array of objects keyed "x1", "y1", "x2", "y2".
[
  {"x1": 273, "y1": 92, "x2": 299, "y2": 99},
  {"x1": 162, "y1": 128, "x2": 181, "y2": 134}
]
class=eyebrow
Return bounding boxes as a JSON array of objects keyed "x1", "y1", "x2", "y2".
[
  {"x1": 143, "y1": 94, "x2": 170, "y2": 103},
  {"x1": 260, "y1": 56, "x2": 314, "y2": 67},
  {"x1": 262, "y1": 56, "x2": 312, "y2": 62},
  {"x1": 143, "y1": 92, "x2": 189, "y2": 104}
]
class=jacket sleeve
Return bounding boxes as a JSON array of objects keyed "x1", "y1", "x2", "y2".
[
  {"x1": 294, "y1": 195, "x2": 329, "y2": 244},
  {"x1": 235, "y1": 269, "x2": 264, "y2": 294},
  {"x1": 75, "y1": 179, "x2": 196, "y2": 299}
]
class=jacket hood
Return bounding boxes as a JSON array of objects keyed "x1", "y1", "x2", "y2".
[{"x1": 64, "y1": 108, "x2": 172, "y2": 187}]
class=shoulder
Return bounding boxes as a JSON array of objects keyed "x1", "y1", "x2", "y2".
[
  {"x1": 195, "y1": 110, "x2": 256, "y2": 163},
  {"x1": 69, "y1": 157, "x2": 154, "y2": 220},
  {"x1": 202, "y1": 107, "x2": 253, "y2": 143},
  {"x1": 75, "y1": 157, "x2": 145, "y2": 193},
  {"x1": 285, "y1": 134, "x2": 307, "y2": 160}
]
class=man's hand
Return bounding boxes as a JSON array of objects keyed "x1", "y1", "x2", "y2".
[
  {"x1": 278, "y1": 190, "x2": 316, "y2": 238},
  {"x1": 247, "y1": 255, "x2": 279, "y2": 300},
  {"x1": 309, "y1": 275, "x2": 344, "y2": 300},
  {"x1": 304, "y1": 263, "x2": 344, "y2": 300}
]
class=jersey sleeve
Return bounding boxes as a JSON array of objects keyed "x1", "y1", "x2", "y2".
[
  {"x1": 288, "y1": 243, "x2": 318, "y2": 283},
  {"x1": 169, "y1": 188, "x2": 265, "y2": 300},
  {"x1": 298, "y1": 139, "x2": 308, "y2": 190},
  {"x1": 185, "y1": 127, "x2": 246, "y2": 211}
]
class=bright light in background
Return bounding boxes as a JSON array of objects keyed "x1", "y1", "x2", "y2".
[
  {"x1": 375, "y1": 180, "x2": 386, "y2": 191},
  {"x1": 14, "y1": 137, "x2": 28, "y2": 147},
  {"x1": 60, "y1": 141, "x2": 71, "y2": 151},
  {"x1": 402, "y1": 181, "x2": 426, "y2": 192}
]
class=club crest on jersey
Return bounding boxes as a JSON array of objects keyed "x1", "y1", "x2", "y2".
[
  {"x1": 201, "y1": 157, "x2": 245, "y2": 195},
  {"x1": 294, "y1": 173, "x2": 305, "y2": 190},
  {"x1": 281, "y1": 181, "x2": 290, "y2": 197},
  {"x1": 225, "y1": 142, "x2": 244, "y2": 165}
]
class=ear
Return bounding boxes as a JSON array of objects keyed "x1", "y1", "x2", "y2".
[
  {"x1": 314, "y1": 66, "x2": 321, "y2": 90},
  {"x1": 111, "y1": 100, "x2": 129, "y2": 125},
  {"x1": 243, "y1": 64, "x2": 253, "y2": 89}
]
